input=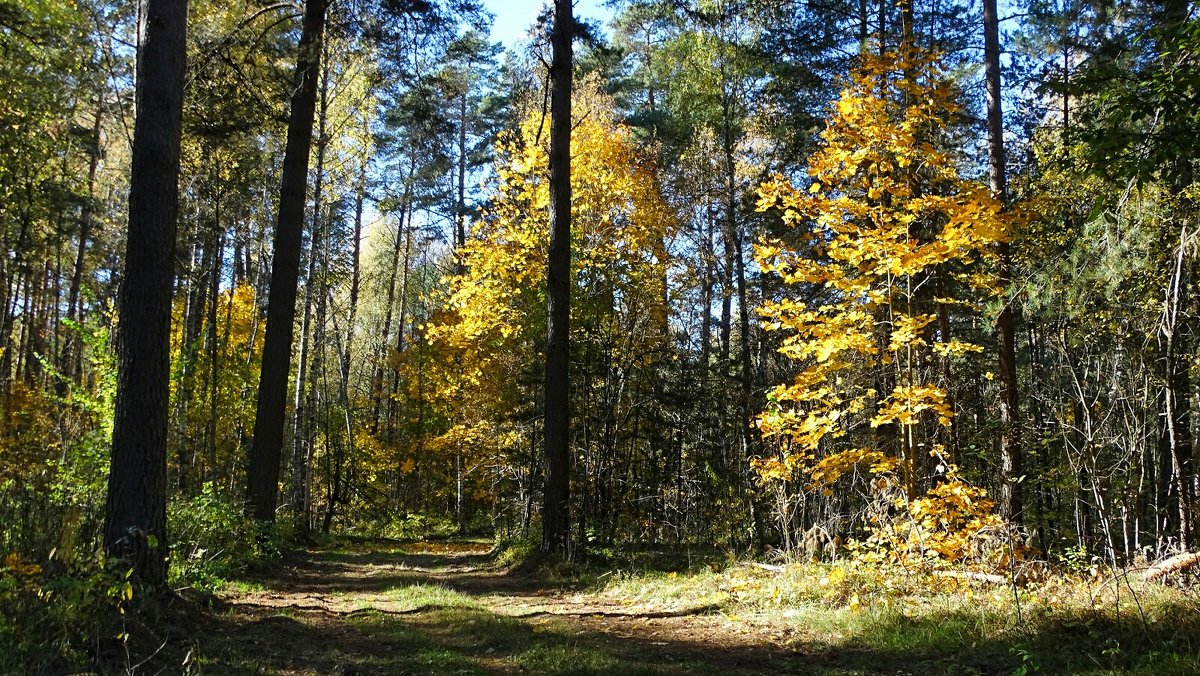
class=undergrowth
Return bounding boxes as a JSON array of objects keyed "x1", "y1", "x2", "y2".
[
  {"x1": 168, "y1": 483, "x2": 284, "y2": 592},
  {"x1": 588, "y1": 555, "x2": 1200, "y2": 674},
  {"x1": 0, "y1": 487, "x2": 287, "y2": 673}
]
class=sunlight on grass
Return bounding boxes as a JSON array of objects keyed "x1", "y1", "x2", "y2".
[
  {"x1": 590, "y1": 560, "x2": 1200, "y2": 674},
  {"x1": 517, "y1": 644, "x2": 621, "y2": 673},
  {"x1": 401, "y1": 540, "x2": 494, "y2": 556},
  {"x1": 379, "y1": 582, "x2": 483, "y2": 611},
  {"x1": 217, "y1": 578, "x2": 268, "y2": 594}
]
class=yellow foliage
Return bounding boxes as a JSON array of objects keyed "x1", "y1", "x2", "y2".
[
  {"x1": 871, "y1": 385, "x2": 954, "y2": 428},
  {"x1": 859, "y1": 476, "x2": 1006, "y2": 567},
  {"x1": 808, "y1": 449, "x2": 900, "y2": 488},
  {"x1": 422, "y1": 76, "x2": 676, "y2": 489},
  {"x1": 752, "y1": 48, "x2": 1013, "y2": 568},
  {"x1": 3, "y1": 552, "x2": 42, "y2": 578}
]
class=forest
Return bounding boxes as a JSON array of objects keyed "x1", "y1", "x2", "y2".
[{"x1": 1, "y1": 0, "x2": 1199, "y2": 672}]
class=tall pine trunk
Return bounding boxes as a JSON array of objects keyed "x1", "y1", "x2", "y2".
[
  {"x1": 247, "y1": 0, "x2": 327, "y2": 521},
  {"x1": 103, "y1": 0, "x2": 188, "y2": 590},
  {"x1": 984, "y1": 0, "x2": 1022, "y2": 524},
  {"x1": 542, "y1": 0, "x2": 573, "y2": 557}
]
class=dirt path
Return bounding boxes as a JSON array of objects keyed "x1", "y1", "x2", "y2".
[{"x1": 193, "y1": 540, "x2": 821, "y2": 675}]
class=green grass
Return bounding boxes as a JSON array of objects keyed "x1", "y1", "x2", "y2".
[
  {"x1": 345, "y1": 606, "x2": 716, "y2": 675},
  {"x1": 378, "y1": 582, "x2": 483, "y2": 611},
  {"x1": 517, "y1": 644, "x2": 622, "y2": 674},
  {"x1": 216, "y1": 578, "x2": 267, "y2": 594},
  {"x1": 157, "y1": 540, "x2": 1200, "y2": 674},
  {"x1": 586, "y1": 560, "x2": 1200, "y2": 674}
]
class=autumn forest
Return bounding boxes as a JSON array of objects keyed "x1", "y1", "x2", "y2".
[{"x1": 2, "y1": 0, "x2": 1200, "y2": 672}]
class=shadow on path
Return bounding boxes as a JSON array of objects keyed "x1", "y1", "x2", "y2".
[{"x1": 178, "y1": 540, "x2": 1198, "y2": 675}]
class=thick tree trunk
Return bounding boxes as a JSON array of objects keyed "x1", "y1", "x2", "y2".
[
  {"x1": 247, "y1": 0, "x2": 327, "y2": 522},
  {"x1": 542, "y1": 0, "x2": 573, "y2": 557},
  {"x1": 984, "y1": 0, "x2": 1022, "y2": 525},
  {"x1": 103, "y1": 0, "x2": 188, "y2": 590}
]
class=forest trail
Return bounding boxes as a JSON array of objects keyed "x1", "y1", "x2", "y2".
[{"x1": 197, "y1": 540, "x2": 815, "y2": 675}]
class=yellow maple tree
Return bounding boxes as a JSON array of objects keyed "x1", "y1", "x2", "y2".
[{"x1": 753, "y1": 48, "x2": 1013, "y2": 565}]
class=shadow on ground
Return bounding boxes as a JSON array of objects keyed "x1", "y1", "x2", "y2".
[
  {"x1": 194, "y1": 603, "x2": 786, "y2": 675},
  {"x1": 149, "y1": 542, "x2": 1200, "y2": 675}
]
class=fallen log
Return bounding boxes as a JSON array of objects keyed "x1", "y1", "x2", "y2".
[{"x1": 1142, "y1": 552, "x2": 1200, "y2": 583}]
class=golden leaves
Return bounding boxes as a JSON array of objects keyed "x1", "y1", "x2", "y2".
[
  {"x1": 750, "y1": 50, "x2": 1011, "y2": 569},
  {"x1": 871, "y1": 385, "x2": 954, "y2": 428},
  {"x1": 808, "y1": 449, "x2": 901, "y2": 489},
  {"x1": 2, "y1": 552, "x2": 41, "y2": 578},
  {"x1": 422, "y1": 76, "x2": 675, "y2": 478}
]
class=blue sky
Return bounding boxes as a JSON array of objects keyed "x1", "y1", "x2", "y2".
[{"x1": 480, "y1": 0, "x2": 613, "y2": 47}]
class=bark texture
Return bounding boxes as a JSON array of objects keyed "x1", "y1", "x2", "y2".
[
  {"x1": 984, "y1": 0, "x2": 1022, "y2": 524},
  {"x1": 247, "y1": 0, "x2": 327, "y2": 522},
  {"x1": 104, "y1": 0, "x2": 189, "y2": 590},
  {"x1": 542, "y1": 0, "x2": 574, "y2": 556}
]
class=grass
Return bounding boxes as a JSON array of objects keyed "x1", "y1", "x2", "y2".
[
  {"x1": 583, "y1": 557, "x2": 1200, "y2": 674},
  {"x1": 345, "y1": 606, "x2": 716, "y2": 675},
  {"x1": 378, "y1": 582, "x2": 484, "y2": 611},
  {"x1": 214, "y1": 578, "x2": 267, "y2": 594},
  {"x1": 146, "y1": 538, "x2": 1200, "y2": 674}
]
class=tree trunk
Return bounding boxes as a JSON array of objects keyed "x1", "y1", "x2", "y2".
[
  {"x1": 721, "y1": 78, "x2": 753, "y2": 459},
  {"x1": 290, "y1": 39, "x2": 332, "y2": 535},
  {"x1": 700, "y1": 203, "x2": 714, "y2": 380},
  {"x1": 103, "y1": 0, "x2": 188, "y2": 590},
  {"x1": 542, "y1": 0, "x2": 573, "y2": 557},
  {"x1": 247, "y1": 0, "x2": 327, "y2": 522},
  {"x1": 984, "y1": 0, "x2": 1022, "y2": 525},
  {"x1": 205, "y1": 229, "x2": 223, "y2": 478},
  {"x1": 388, "y1": 199, "x2": 414, "y2": 431},
  {"x1": 289, "y1": 213, "x2": 318, "y2": 533},
  {"x1": 175, "y1": 234, "x2": 210, "y2": 493},
  {"x1": 372, "y1": 157, "x2": 414, "y2": 432},
  {"x1": 457, "y1": 86, "x2": 469, "y2": 257},
  {"x1": 63, "y1": 97, "x2": 104, "y2": 383},
  {"x1": 337, "y1": 151, "x2": 367, "y2": 503}
]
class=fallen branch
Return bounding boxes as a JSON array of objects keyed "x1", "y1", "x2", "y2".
[
  {"x1": 1142, "y1": 552, "x2": 1200, "y2": 583},
  {"x1": 750, "y1": 562, "x2": 785, "y2": 574}
]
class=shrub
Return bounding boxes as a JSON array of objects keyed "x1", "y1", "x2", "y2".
[{"x1": 169, "y1": 483, "x2": 282, "y2": 590}]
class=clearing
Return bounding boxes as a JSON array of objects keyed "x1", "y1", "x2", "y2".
[{"x1": 172, "y1": 540, "x2": 1196, "y2": 675}]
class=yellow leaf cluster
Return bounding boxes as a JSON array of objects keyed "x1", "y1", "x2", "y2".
[
  {"x1": 752, "y1": 48, "x2": 1013, "y2": 569},
  {"x1": 863, "y1": 478, "x2": 1005, "y2": 566},
  {"x1": 753, "y1": 49, "x2": 1012, "y2": 498},
  {"x1": 2, "y1": 552, "x2": 41, "y2": 578},
  {"x1": 872, "y1": 385, "x2": 954, "y2": 428},
  {"x1": 421, "y1": 76, "x2": 676, "y2": 482}
]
